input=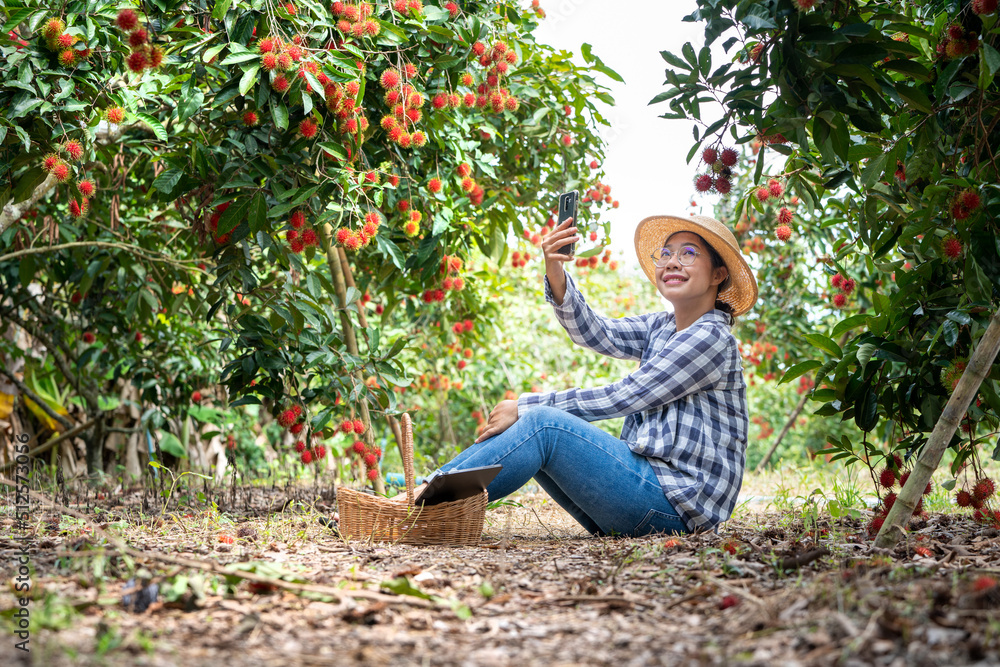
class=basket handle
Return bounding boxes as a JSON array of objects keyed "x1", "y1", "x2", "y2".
[{"x1": 401, "y1": 413, "x2": 415, "y2": 505}]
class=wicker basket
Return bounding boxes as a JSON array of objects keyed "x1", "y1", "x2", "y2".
[{"x1": 337, "y1": 413, "x2": 488, "y2": 546}]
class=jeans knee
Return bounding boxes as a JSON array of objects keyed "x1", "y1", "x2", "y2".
[{"x1": 518, "y1": 405, "x2": 566, "y2": 429}]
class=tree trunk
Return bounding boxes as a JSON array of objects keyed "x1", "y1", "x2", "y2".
[
  {"x1": 875, "y1": 306, "x2": 1000, "y2": 548},
  {"x1": 318, "y1": 224, "x2": 384, "y2": 495},
  {"x1": 85, "y1": 416, "x2": 105, "y2": 481}
]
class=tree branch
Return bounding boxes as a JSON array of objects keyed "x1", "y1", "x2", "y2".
[
  {"x1": 0, "y1": 174, "x2": 57, "y2": 233},
  {"x1": 0, "y1": 241, "x2": 200, "y2": 272}
]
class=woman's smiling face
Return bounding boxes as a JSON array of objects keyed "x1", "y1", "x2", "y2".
[{"x1": 655, "y1": 231, "x2": 729, "y2": 306}]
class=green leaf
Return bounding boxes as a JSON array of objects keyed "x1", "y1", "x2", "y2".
[
  {"x1": 272, "y1": 100, "x2": 288, "y2": 130},
  {"x1": 856, "y1": 343, "x2": 877, "y2": 371},
  {"x1": 248, "y1": 192, "x2": 267, "y2": 233},
  {"x1": 895, "y1": 82, "x2": 932, "y2": 113},
  {"x1": 984, "y1": 43, "x2": 1000, "y2": 76},
  {"x1": 213, "y1": 0, "x2": 233, "y2": 20},
  {"x1": 803, "y1": 333, "x2": 843, "y2": 359},
  {"x1": 135, "y1": 113, "x2": 168, "y2": 141},
  {"x1": 854, "y1": 383, "x2": 878, "y2": 432},
  {"x1": 966, "y1": 255, "x2": 992, "y2": 303},
  {"x1": 660, "y1": 50, "x2": 689, "y2": 70},
  {"x1": 152, "y1": 169, "x2": 184, "y2": 194},
  {"x1": 3, "y1": 8, "x2": 36, "y2": 32},
  {"x1": 832, "y1": 313, "x2": 870, "y2": 337},
  {"x1": 778, "y1": 360, "x2": 822, "y2": 385},
  {"x1": 158, "y1": 432, "x2": 187, "y2": 458},
  {"x1": 221, "y1": 51, "x2": 259, "y2": 65},
  {"x1": 217, "y1": 197, "x2": 252, "y2": 236},
  {"x1": 239, "y1": 64, "x2": 259, "y2": 96},
  {"x1": 380, "y1": 577, "x2": 432, "y2": 600},
  {"x1": 859, "y1": 153, "x2": 888, "y2": 188}
]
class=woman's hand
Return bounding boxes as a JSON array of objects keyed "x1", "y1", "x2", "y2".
[
  {"x1": 541, "y1": 216, "x2": 579, "y2": 305},
  {"x1": 541, "y1": 216, "x2": 580, "y2": 267},
  {"x1": 474, "y1": 399, "x2": 519, "y2": 443}
]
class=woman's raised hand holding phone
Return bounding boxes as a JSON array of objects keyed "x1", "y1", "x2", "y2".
[{"x1": 541, "y1": 217, "x2": 579, "y2": 305}]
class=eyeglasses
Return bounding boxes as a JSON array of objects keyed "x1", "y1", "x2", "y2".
[{"x1": 651, "y1": 245, "x2": 701, "y2": 267}]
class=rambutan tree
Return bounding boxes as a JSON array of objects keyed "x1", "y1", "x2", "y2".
[
  {"x1": 654, "y1": 0, "x2": 1000, "y2": 543},
  {"x1": 0, "y1": 1, "x2": 618, "y2": 485}
]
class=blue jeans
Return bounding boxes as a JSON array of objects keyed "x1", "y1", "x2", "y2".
[{"x1": 438, "y1": 405, "x2": 689, "y2": 537}]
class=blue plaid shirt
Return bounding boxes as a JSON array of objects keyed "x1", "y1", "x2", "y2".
[{"x1": 516, "y1": 270, "x2": 749, "y2": 532}]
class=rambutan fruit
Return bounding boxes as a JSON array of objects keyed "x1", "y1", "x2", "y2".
[
  {"x1": 841, "y1": 278, "x2": 856, "y2": 295},
  {"x1": 463, "y1": 92, "x2": 476, "y2": 107},
  {"x1": 404, "y1": 108, "x2": 421, "y2": 123},
  {"x1": 43, "y1": 17, "x2": 66, "y2": 40},
  {"x1": 52, "y1": 162, "x2": 71, "y2": 182},
  {"x1": 794, "y1": 0, "x2": 816, "y2": 10},
  {"x1": 352, "y1": 418, "x2": 364, "y2": 434},
  {"x1": 343, "y1": 232, "x2": 362, "y2": 251},
  {"x1": 720, "y1": 147, "x2": 738, "y2": 167},
  {"x1": 702, "y1": 148, "x2": 718, "y2": 164},
  {"x1": 367, "y1": 467, "x2": 379, "y2": 481},
  {"x1": 403, "y1": 62, "x2": 417, "y2": 78},
  {"x1": 129, "y1": 28, "x2": 148, "y2": 48},
  {"x1": 445, "y1": 1, "x2": 459, "y2": 17},
  {"x1": 301, "y1": 450, "x2": 313, "y2": 464},
  {"x1": 314, "y1": 445, "x2": 326, "y2": 459},
  {"x1": 290, "y1": 422, "x2": 305, "y2": 435},
  {"x1": 127, "y1": 50, "x2": 148, "y2": 73},
  {"x1": 775, "y1": 225, "x2": 791, "y2": 242},
  {"x1": 242, "y1": 110, "x2": 260, "y2": 127},
  {"x1": 694, "y1": 174, "x2": 714, "y2": 192},
  {"x1": 831, "y1": 274, "x2": 843, "y2": 289},
  {"x1": 69, "y1": 199, "x2": 85, "y2": 218},
  {"x1": 58, "y1": 50, "x2": 76, "y2": 67},
  {"x1": 879, "y1": 467, "x2": 896, "y2": 489},
  {"x1": 43, "y1": 154, "x2": 61, "y2": 172},
  {"x1": 78, "y1": 180, "x2": 95, "y2": 197},
  {"x1": 714, "y1": 177, "x2": 731, "y2": 194},
  {"x1": 286, "y1": 229, "x2": 299, "y2": 242},
  {"x1": 295, "y1": 441, "x2": 306, "y2": 453},
  {"x1": 959, "y1": 189, "x2": 982, "y2": 211},
  {"x1": 289, "y1": 211, "x2": 306, "y2": 229},
  {"x1": 778, "y1": 207, "x2": 793, "y2": 225},
  {"x1": 942, "y1": 236, "x2": 963, "y2": 260},
  {"x1": 956, "y1": 490, "x2": 973, "y2": 507},
  {"x1": 278, "y1": 409, "x2": 297, "y2": 427},
  {"x1": 832, "y1": 293, "x2": 846, "y2": 308},
  {"x1": 755, "y1": 186, "x2": 770, "y2": 202},
  {"x1": 428, "y1": 177, "x2": 442, "y2": 193},
  {"x1": 289, "y1": 238, "x2": 306, "y2": 253},
  {"x1": 261, "y1": 52, "x2": 278, "y2": 71},
  {"x1": 411, "y1": 130, "x2": 427, "y2": 147},
  {"x1": 457, "y1": 162, "x2": 472, "y2": 178},
  {"x1": 403, "y1": 220, "x2": 420, "y2": 237},
  {"x1": 298, "y1": 117, "x2": 318, "y2": 138},
  {"x1": 345, "y1": 80, "x2": 360, "y2": 97},
  {"x1": 301, "y1": 229, "x2": 319, "y2": 246},
  {"x1": 974, "y1": 478, "x2": 996, "y2": 500},
  {"x1": 472, "y1": 41, "x2": 486, "y2": 56},
  {"x1": 899, "y1": 471, "x2": 910, "y2": 487},
  {"x1": 867, "y1": 515, "x2": 885, "y2": 537},
  {"x1": 767, "y1": 178, "x2": 784, "y2": 198},
  {"x1": 148, "y1": 46, "x2": 164, "y2": 68},
  {"x1": 973, "y1": 0, "x2": 998, "y2": 15},
  {"x1": 116, "y1": 9, "x2": 139, "y2": 31},
  {"x1": 272, "y1": 74, "x2": 290, "y2": 93},
  {"x1": 57, "y1": 33, "x2": 75, "y2": 49},
  {"x1": 276, "y1": 52, "x2": 293, "y2": 71}
]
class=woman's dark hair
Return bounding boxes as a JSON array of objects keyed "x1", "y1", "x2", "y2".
[{"x1": 666, "y1": 231, "x2": 737, "y2": 326}]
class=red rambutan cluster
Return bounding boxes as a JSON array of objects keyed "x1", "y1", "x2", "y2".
[{"x1": 938, "y1": 24, "x2": 979, "y2": 60}]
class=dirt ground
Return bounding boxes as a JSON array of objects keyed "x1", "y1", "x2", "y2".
[{"x1": 2, "y1": 483, "x2": 1000, "y2": 667}]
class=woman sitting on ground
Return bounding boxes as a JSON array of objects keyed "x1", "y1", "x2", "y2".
[{"x1": 432, "y1": 213, "x2": 758, "y2": 536}]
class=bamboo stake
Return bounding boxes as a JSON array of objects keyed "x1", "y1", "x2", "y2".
[
  {"x1": 756, "y1": 391, "x2": 809, "y2": 471},
  {"x1": 317, "y1": 223, "x2": 384, "y2": 495},
  {"x1": 875, "y1": 306, "x2": 1000, "y2": 548}
]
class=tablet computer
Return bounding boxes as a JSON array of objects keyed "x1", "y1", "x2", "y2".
[{"x1": 413, "y1": 464, "x2": 502, "y2": 506}]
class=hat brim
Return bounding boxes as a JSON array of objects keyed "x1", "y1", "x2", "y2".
[{"x1": 633, "y1": 214, "x2": 758, "y2": 317}]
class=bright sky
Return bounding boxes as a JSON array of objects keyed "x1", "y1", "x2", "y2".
[{"x1": 532, "y1": 0, "x2": 728, "y2": 278}]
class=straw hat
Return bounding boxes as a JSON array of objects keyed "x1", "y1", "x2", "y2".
[{"x1": 633, "y1": 214, "x2": 758, "y2": 317}]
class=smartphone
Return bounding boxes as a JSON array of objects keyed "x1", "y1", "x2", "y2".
[{"x1": 556, "y1": 190, "x2": 579, "y2": 256}]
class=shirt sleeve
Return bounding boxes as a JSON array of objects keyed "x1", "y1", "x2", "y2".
[
  {"x1": 517, "y1": 321, "x2": 730, "y2": 421},
  {"x1": 543, "y1": 269, "x2": 659, "y2": 362}
]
